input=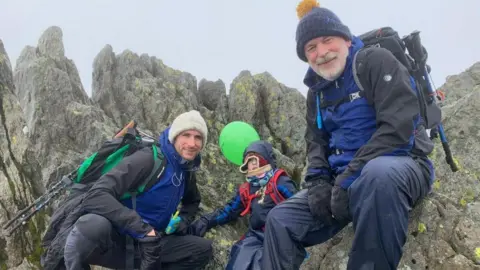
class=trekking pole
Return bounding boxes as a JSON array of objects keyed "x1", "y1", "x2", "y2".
[
  {"x1": 2, "y1": 173, "x2": 74, "y2": 236},
  {"x1": 114, "y1": 120, "x2": 137, "y2": 139},
  {"x1": 404, "y1": 31, "x2": 459, "y2": 172},
  {"x1": 422, "y1": 68, "x2": 459, "y2": 172}
]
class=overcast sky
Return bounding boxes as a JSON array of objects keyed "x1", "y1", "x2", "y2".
[{"x1": 1, "y1": 0, "x2": 478, "y2": 97}]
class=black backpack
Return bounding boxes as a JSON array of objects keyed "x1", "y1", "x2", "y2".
[
  {"x1": 354, "y1": 27, "x2": 441, "y2": 130},
  {"x1": 352, "y1": 27, "x2": 458, "y2": 172}
]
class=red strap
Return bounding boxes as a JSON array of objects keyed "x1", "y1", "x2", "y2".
[
  {"x1": 239, "y1": 169, "x2": 289, "y2": 216},
  {"x1": 239, "y1": 182, "x2": 259, "y2": 216},
  {"x1": 266, "y1": 169, "x2": 288, "y2": 205}
]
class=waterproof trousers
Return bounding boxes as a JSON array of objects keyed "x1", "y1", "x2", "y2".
[
  {"x1": 226, "y1": 230, "x2": 264, "y2": 270},
  {"x1": 64, "y1": 213, "x2": 213, "y2": 270},
  {"x1": 262, "y1": 156, "x2": 432, "y2": 270}
]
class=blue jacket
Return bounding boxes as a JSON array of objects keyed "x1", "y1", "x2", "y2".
[
  {"x1": 81, "y1": 127, "x2": 202, "y2": 238},
  {"x1": 304, "y1": 36, "x2": 434, "y2": 189}
]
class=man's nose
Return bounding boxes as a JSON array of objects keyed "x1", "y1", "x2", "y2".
[
  {"x1": 316, "y1": 45, "x2": 329, "y2": 58},
  {"x1": 185, "y1": 137, "x2": 196, "y2": 147}
]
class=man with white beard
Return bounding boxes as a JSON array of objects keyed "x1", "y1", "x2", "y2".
[{"x1": 261, "y1": 0, "x2": 436, "y2": 269}]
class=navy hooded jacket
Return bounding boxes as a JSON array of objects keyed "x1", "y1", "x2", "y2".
[{"x1": 81, "y1": 127, "x2": 202, "y2": 238}]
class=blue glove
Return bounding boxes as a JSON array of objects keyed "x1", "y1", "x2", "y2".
[{"x1": 165, "y1": 211, "x2": 181, "y2": 235}]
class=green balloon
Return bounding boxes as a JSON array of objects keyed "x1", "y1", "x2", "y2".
[{"x1": 219, "y1": 121, "x2": 260, "y2": 166}]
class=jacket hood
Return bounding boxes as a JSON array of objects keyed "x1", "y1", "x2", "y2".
[
  {"x1": 303, "y1": 35, "x2": 364, "y2": 91},
  {"x1": 242, "y1": 140, "x2": 277, "y2": 169}
]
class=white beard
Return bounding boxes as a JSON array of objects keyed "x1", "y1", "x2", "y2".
[{"x1": 310, "y1": 46, "x2": 350, "y2": 81}]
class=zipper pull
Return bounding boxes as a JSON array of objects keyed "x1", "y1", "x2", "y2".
[{"x1": 335, "y1": 80, "x2": 339, "y2": 88}]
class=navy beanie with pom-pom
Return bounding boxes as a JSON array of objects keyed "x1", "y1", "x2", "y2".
[{"x1": 295, "y1": 0, "x2": 352, "y2": 62}]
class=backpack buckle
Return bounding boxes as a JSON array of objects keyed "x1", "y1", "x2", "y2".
[{"x1": 349, "y1": 91, "x2": 361, "y2": 102}]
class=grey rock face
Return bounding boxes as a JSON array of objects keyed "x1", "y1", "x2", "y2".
[
  {"x1": 12, "y1": 26, "x2": 115, "y2": 188},
  {"x1": 0, "y1": 39, "x2": 45, "y2": 270}
]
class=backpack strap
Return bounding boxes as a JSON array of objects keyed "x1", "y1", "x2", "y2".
[
  {"x1": 239, "y1": 169, "x2": 290, "y2": 216},
  {"x1": 123, "y1": 145, "x2": 165, "y2": 270},
  {"x1": 239, "y1": 182, "x2": 259, "y2": 217},
  {"x1": 125, "y1": 192, "x2": 136, "y2": 270},
  {"x1": 119, "y1": 145, "x2": 166, "y2": 200},
  {"x1": 136, "y1": 145, "x2": 166, "y2": 192},
  {"x1": 352, "y1": 47, "x2": 377, "y2": 106},
  {"x1": 265, "y1": 169, "x2": 289, "y2": 205},
  {"x1": 318, "y1": 48, "x2": 370, "y2": 110},
  {"x1": 352, "y1": 48, "x2": 367, "y2": 92}
]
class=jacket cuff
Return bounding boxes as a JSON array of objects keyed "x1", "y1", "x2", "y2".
[
  {"x1": 306, "y1": 168, "x2": 332, "y2": 180},
  {"x1": 335, "y1": 169, "x2": 362, "y2": 189}
]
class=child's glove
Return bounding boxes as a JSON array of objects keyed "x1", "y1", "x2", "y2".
[
  {"x1": 189, "y1": 216, "x2": 210, "y2": 237},
  {"x1": 304, "y1": 251, "x2": 310, "y2": 261},
  {"x1": 165, "y1": 211, "x2": 182, "y2": 235}
]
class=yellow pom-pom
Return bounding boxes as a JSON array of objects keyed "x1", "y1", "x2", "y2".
[{"x1": 296, "y1": 0, "x2": 320, "y2": 19}]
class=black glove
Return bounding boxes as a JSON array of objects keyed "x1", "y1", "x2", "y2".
[
  {"x1": 189, "y1": 216, "x2": 210, "y2": 237},
  {"x1": 138, "y1": 232, "x2": 163, "y2": 270},
  {"x1": 331, "y1": 185, "x2": 351, "y2": 224},
  {"x1": 174, "y1": 219, "x2": 189, "y2": 236},
  {"x1": 305, "y1": 177, "x2": 334, "y2": 225}
]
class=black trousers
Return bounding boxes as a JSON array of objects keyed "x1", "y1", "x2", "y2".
[{"x1": 64, "y1": 213, "x2": 213, "y2": 270}]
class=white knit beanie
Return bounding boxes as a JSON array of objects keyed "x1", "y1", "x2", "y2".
[{"x1": 168, "y1": 110, "x2": 208, "y2": 149}]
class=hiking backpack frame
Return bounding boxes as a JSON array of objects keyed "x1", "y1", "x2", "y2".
[
  {"x1": 2, "y1": 120, "x2": 164, "y2": 236},
  {"x1": 354, "y1": 27, "x2": 459, "y2": 173}
]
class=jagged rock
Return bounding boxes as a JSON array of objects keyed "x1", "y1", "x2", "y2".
[
  {"x1": 12, "y1": 26, "x2": 116, "y2": 187},
  {"x1": 37, "y1": 26, "x2": 65, "y2": 61},
  {"x1": 92, "y1": 45, "x2": 200, "y2": 134},
  {"x1": 198, "y1": 79, "x2": 228, "y2": 114},
  {"x1": 0, "y1": 26, "x2": 479, "y2": 270},
  {"x1": 253, "y1": 72, "x2": 307, "y2": 166},
  {"x1": 441, "y1": 62, "x2": 480, "y2": 107},
  {"x1": 228, "y1": 70, "x2": 306, "y2": 177},
  {"x1": 0, "y1": 39, "x2": 46, "y2": 270}
]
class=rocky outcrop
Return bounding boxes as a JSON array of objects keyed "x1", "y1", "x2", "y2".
[
  {"x1": 0, "y1": 39, "x2": 45, "y2": 270},
  {"x1": 0, "y1": 26, "x2": 479, "y2": 269},
  {"x1": 12, "y1": 26, "x2": 117, "y2": 188}
]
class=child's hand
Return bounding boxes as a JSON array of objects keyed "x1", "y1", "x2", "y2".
[{"x1": 189, "y1": 216, "x2": 209, "y2": 237}]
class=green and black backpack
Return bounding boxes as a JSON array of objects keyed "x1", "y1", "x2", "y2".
[{"x1": 68, "y1": 120, "x2": 167, "y2": 200}]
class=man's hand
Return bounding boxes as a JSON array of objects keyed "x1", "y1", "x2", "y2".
[
  {"x1": 138, "y1": 232, "x2": 163, "y2": 270},
  {"x1": 305, "y1": 177, "x2": 334, "y2": 225},
  {"x1": 331, "y1": 185, "x2": 351, "y2": 224}
]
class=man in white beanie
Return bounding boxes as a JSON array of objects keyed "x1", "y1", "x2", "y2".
[
  {"x1": 61, "y1": 110, "x2": 213, "y2": 270},
  {"x1": 168, "y1": 109, "x2": 209, "y2": 160}
]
